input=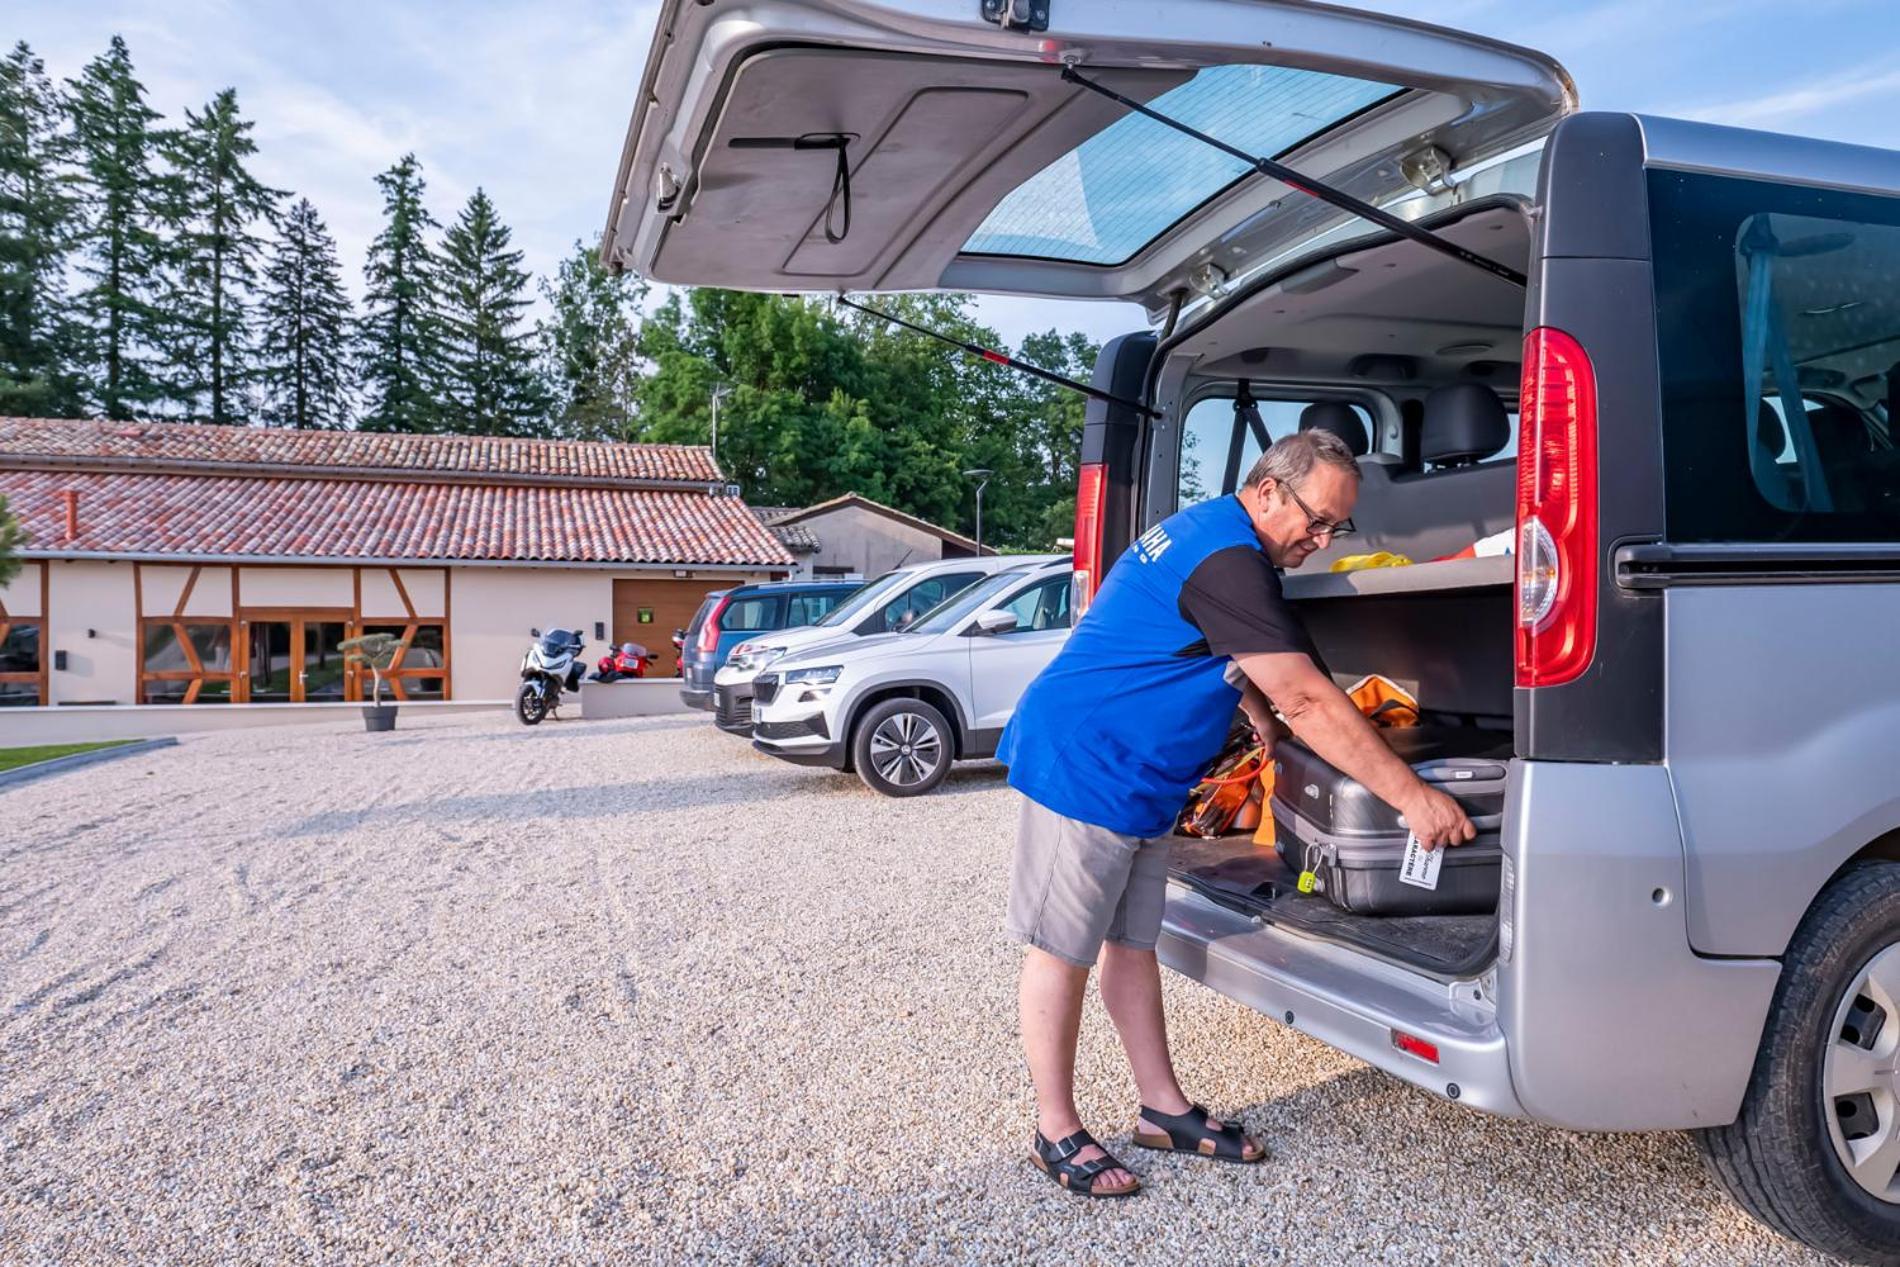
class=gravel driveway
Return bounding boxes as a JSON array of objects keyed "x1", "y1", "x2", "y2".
[{"x1": 1, "y1": 712, "x2": 1827, "y2": 1265}]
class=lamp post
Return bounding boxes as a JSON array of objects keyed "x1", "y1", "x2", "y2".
[
  {"x1": 708, "y1": 383, "x2": 730, "y2": 466},
  {"x1": 962, "y1": 468, "x2": 993, "y2": 554}
]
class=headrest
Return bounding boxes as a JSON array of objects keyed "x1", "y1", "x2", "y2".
[
  {"x1": 1297, "y1": 401, "x2": 1369, "y2": 457},
  {"x1": 1756, "y1": 402, "x2": 1786, "y2": 456},
  {"x1": 1421, "y1": 383, "x2": 1510, "y2": 467}
]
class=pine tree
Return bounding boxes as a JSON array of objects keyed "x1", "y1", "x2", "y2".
[
  {"x1": 0, "y1": 42, "x2": 82, "y2": 417},
  {"x1": 437, "y1": 187, "x2": 546, "y2": 436},
  {"x1": 358, "y1": 153, "x2": 441, "y2": 433},
  {"x1": 65, "y1": 35, "x2": 174, "y2": 420},
  {"x1": 166, "y1": 87, "x2": 280, "y2": 424},
  {"x1": 257, "y1": 197, "x2": 353, "y2": 429},
  {"x1": 537, "y1": 239, "x2": 644, "y2": 441}
]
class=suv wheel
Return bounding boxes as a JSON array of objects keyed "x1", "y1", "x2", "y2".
[
  {"x1": 1697, "y1": 861, "x2": 1900, "y2": 1265},
  {"x1": 852, "y1": 697, "x2": 952, "y2": 797}
]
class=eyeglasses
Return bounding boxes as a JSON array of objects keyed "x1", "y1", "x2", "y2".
[{"x1": 1278, "y1": 480, "x2": 1356, "y2": 541}]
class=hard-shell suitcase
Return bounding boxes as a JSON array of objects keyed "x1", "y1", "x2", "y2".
[{"x1": 1271, "y1": 727, "x2": 1511, "y2": 916}]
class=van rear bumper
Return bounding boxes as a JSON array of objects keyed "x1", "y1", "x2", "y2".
[{"x1": 1158, "y1": 888, "x2": 1526, "y2": 1120}]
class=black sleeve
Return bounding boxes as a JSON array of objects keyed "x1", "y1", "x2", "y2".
[{"x1": 1177, "y1": 545, "x2": 1320, "y2": 661}]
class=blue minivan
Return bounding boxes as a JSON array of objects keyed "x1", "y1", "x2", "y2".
[{"x1": 677, "y1": 579, "x2": 861, "y2": 710}]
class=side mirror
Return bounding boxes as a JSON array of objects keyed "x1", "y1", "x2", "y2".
[{"x1": 974, "y1": 610, "x2": 1020, "y2": 636}]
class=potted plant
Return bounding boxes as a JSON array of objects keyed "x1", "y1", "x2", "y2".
[{"x1": 341, "y1": 632, "x2": 402, "y2": 732}]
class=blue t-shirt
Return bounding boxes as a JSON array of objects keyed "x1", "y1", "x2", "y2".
[{"x1": 999, "y1": 495, "x2": 1318, "y2": 837}]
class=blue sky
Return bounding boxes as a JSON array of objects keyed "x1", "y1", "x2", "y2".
[{"x1": 13, "y1": 0, "x2": 1900, "y2": 347}]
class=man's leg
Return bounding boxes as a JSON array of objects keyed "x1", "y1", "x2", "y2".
[
  {"x1": 1097, "y1": 838, "x2": 1262, "y2": 1156},
  {"x1": 1019, "y1": 946, "x2": 1135, "y2": 1189}
]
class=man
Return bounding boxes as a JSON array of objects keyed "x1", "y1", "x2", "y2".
[{"x1": 997, "y1": 429, "x2": 1475, "y2": 1198}]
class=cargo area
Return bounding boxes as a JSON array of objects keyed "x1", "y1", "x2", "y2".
[{"x1": 1156, "y1": 199, "x2": 1528, "y2": 978}]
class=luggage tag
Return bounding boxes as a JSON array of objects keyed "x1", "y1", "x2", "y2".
[{"x1": 1399, "y1": 831, "x2": 1443, "y2": 891}]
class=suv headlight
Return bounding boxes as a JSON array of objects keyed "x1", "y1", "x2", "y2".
[{"x1": 783, "y1": 665, "x2": 841, "y2": 686}]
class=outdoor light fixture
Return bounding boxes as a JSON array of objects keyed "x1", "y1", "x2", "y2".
[
  {"x1": 595, "y1": 622, "x2": 606, "y2": 640},
  {"x1": 673, "y1": 569, "x2": 690, "y2": 579}
]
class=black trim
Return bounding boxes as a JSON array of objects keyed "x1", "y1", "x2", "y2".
[
  {"x1": 753, "y1": 738, "x2": 849, "y2": 769},
  {"x1": 680, "y1": 687, "x2": 715, "y2": 711},
  {"x1": 965, "y1": 726, "x2": 1004, "y2": 760},
  {"x1": 1616, "y1": 542, "x2": 1900, "y2": 589}
]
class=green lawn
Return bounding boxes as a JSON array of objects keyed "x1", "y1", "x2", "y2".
[{"x1": 0, "y1": 740, "x2": 139, "y2": 774}]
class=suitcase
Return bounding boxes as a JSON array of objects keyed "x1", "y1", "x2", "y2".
[{"x1": 1271, "y1": 727, "x2": 1511, "y2": 916}]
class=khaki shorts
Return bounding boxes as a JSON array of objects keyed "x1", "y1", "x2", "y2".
[{"x1": 1004, "y1": 795, "x2": 1174, "y2": 968}]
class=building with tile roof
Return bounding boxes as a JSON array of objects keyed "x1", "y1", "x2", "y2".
[
  {"x1": 0, "y1": 418, "x2": 793, "y2": 709},
  {"x1": 755, "y1": 492, "x2": 992, "y2": 580}
]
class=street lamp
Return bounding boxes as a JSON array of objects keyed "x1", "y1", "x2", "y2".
[
  {"x1": 708, "y1": 382, "x2": 731, "y2": 466},
  {"x1": 962, "y1": 468, "x2": 993, "y2": 554}
]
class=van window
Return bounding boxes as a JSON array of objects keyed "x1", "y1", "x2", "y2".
[
  {"x1": 1651, "y1": 171, "x2": 1900, "y2": 542},
  {"x1": 720, "y1": 595, "x2": 783, "y2": 631},
  {"x1": 786, "y1": 590, "x2": 845, "y2": 627},
  {"x1": 1178, "y1": 395, "x2": 1375, "y2": 507}
]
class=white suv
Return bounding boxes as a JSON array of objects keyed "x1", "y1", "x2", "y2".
[
  {"x1": 750, "y1": 558, "x2": 1073, "y2": 796},
  {"x1": 711, "y1": 556, "x2": 1035, "y2": 735}
]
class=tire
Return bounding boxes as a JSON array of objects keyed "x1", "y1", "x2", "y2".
[
  {"x1": 1696, "y1": 861, "x2": 1900, "y2": 1265},
  {"x1": 515, "y1": 682, "x2": 548, "y2": 726},
  {"x1": 851, "y1": 697, "x2": 953, "y2": 797}
]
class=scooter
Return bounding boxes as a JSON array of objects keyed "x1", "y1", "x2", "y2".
[
  {"x1": 517, "y1": 627, "x2": 585, "y2": 725},
  {"x1": 591, "y1": 642, "x2": 652, "y2": 683}
]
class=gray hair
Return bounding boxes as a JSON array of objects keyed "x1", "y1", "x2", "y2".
[{"x1": 1243, "y1": 429, "x2": 1361, "y2": 490}]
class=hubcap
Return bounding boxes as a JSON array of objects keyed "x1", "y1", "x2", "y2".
[
  {"x1": 868, "y1": 712, "x2": 942, "y2": 787},
  {"x1": 1824, "y1": 942, "x2": 1900, "y2": 1202}
]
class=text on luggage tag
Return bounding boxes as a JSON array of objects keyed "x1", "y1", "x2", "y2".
[{"x1": 1399, "y1": 832, "x2": 1443, "y2": 891}]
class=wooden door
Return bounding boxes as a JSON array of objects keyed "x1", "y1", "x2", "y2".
[
  {"x1": 236, "y1": 609, "x2": 356, "y2": 703},
  {"x1": 612, "y1": 579, "x2": 719, "y2": 677}
]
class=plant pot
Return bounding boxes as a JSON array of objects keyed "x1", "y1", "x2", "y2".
[{"x1": 362, "y1": 704, "x2": 398, "y2": 732}]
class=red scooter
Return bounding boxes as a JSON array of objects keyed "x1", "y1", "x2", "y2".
[{"x1": 591, "y1": 642, "x2": 652, "y2": 682}]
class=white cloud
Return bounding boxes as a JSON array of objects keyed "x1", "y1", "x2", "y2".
[{"x1": 1679, "y1": 65, "x2": 1900, "y2": 129}]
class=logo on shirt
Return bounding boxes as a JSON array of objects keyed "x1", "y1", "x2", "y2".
[{"x1": 1133, "y1": 523, "x2": 1173, "y2": 564}]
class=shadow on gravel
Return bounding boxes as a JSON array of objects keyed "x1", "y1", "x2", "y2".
[{"x1": 283, "y1": 771, "x2": 853, "y2": 836}]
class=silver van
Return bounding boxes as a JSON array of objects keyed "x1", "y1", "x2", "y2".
[{"x1": 601, "y1": 5, "x2": 1900, "y2": 1259}]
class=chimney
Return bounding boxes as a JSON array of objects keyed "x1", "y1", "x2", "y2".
[{"x1": 62, "y1": 489, "x2": 80, "y2": 541}]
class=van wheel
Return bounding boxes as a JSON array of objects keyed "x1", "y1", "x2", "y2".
[
  {"x1": 1696, "y1": 862, "x2": 1900, "y2": 1265},
  {"x1": 852, "y1": 698, "x2": 951, "y2": 797}
]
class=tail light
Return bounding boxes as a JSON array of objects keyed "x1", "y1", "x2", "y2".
[
  {"x1": 1072, "y1": 462, "x2": 1107, "y2": 617},
  {"x1": 697, "y1": 596, "x2": 730, "y2": 655},
  {"x1": 1515, "y1": 328, "x2": 1600, "y2": 689}
]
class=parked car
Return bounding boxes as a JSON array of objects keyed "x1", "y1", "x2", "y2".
[
  {"x1": 676, "y1": 579, "x2": 861, "y2": 711},
  {"x1": 605, "y1": 5, "x2": 1900, "y2": 1258},
  {"x1": 750, "y1": 558, "x2": 1073, "y2": 796},
  {"x1": 712, "y1": 556, "x2": 1051, "y2": 734}
]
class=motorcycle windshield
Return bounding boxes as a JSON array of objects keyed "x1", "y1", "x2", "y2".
[{"x1": 540, "y1": 630, "x2": 577, "y2": 656}]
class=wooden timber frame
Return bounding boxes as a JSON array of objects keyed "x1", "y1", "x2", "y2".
[
  {"x1": 133, "y1": 563, "x2": 451, "y2": 705},
  {"x1": 0, "y1": 563, "x2": 51, "y2": 706}
]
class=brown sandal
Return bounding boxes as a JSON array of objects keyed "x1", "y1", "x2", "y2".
[{"x1": 1132, "y1": 1103, "x2": 1266, "y2": 1163}]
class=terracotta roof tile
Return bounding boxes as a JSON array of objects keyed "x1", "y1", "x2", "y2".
[
  {"x1": 0, "y1": 469, "x2": 793, "y2": 567},
  {"x1": 0, "y1": 416, "x2": 722, "y2": 484}
]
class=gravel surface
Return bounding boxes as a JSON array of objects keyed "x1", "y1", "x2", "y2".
[{"x1": 0, "y1": 712, "x2": 1831, "y2": 1265}]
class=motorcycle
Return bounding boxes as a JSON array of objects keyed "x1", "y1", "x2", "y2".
[
  {"x1": 517, "y1": 627, "x2": 586, "y2": 725},
  {"x1": 591, "y1": 642, "x2": 652, "y2": 683}
]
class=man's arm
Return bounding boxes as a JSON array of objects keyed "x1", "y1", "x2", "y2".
[{"x1": 1234, "y1": 651, "x2": 1475, "y2": 850}]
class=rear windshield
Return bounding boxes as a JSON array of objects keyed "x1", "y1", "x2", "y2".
[
  {"x1": 963, "y1": 63, "x2": 1397, "y2": 266},
  {"x1": 1650, "y1": 170, "x2": 1900, "y2": 542}
]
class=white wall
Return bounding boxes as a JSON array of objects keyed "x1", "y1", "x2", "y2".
[{"x1": 47, "y1": 559, "x2": 139, "y2": 704}]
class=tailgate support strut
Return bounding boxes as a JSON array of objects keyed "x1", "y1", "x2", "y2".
[
  {"x1": 1059, "y1": 65, "x2": 1527, "y2": 290},
  {"x1": 835, "y1": 294, "x2": 1158, "y2": 417}
]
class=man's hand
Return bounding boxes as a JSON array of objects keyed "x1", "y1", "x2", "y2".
[
  {"x1": 1233, "y1": 651, "x2": 1476, "y2": 850},
  {"x1": 1402, "y1": 784, "x2": 1477, "y2": 851}
]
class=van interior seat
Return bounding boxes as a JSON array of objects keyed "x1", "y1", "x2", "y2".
[
  {"x1": 1421, "y1": 383, "x2": 1511, "y2": 468},
  {"x1": 1298, "y1": 401, "x2": 1370, "y2": 457}
]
